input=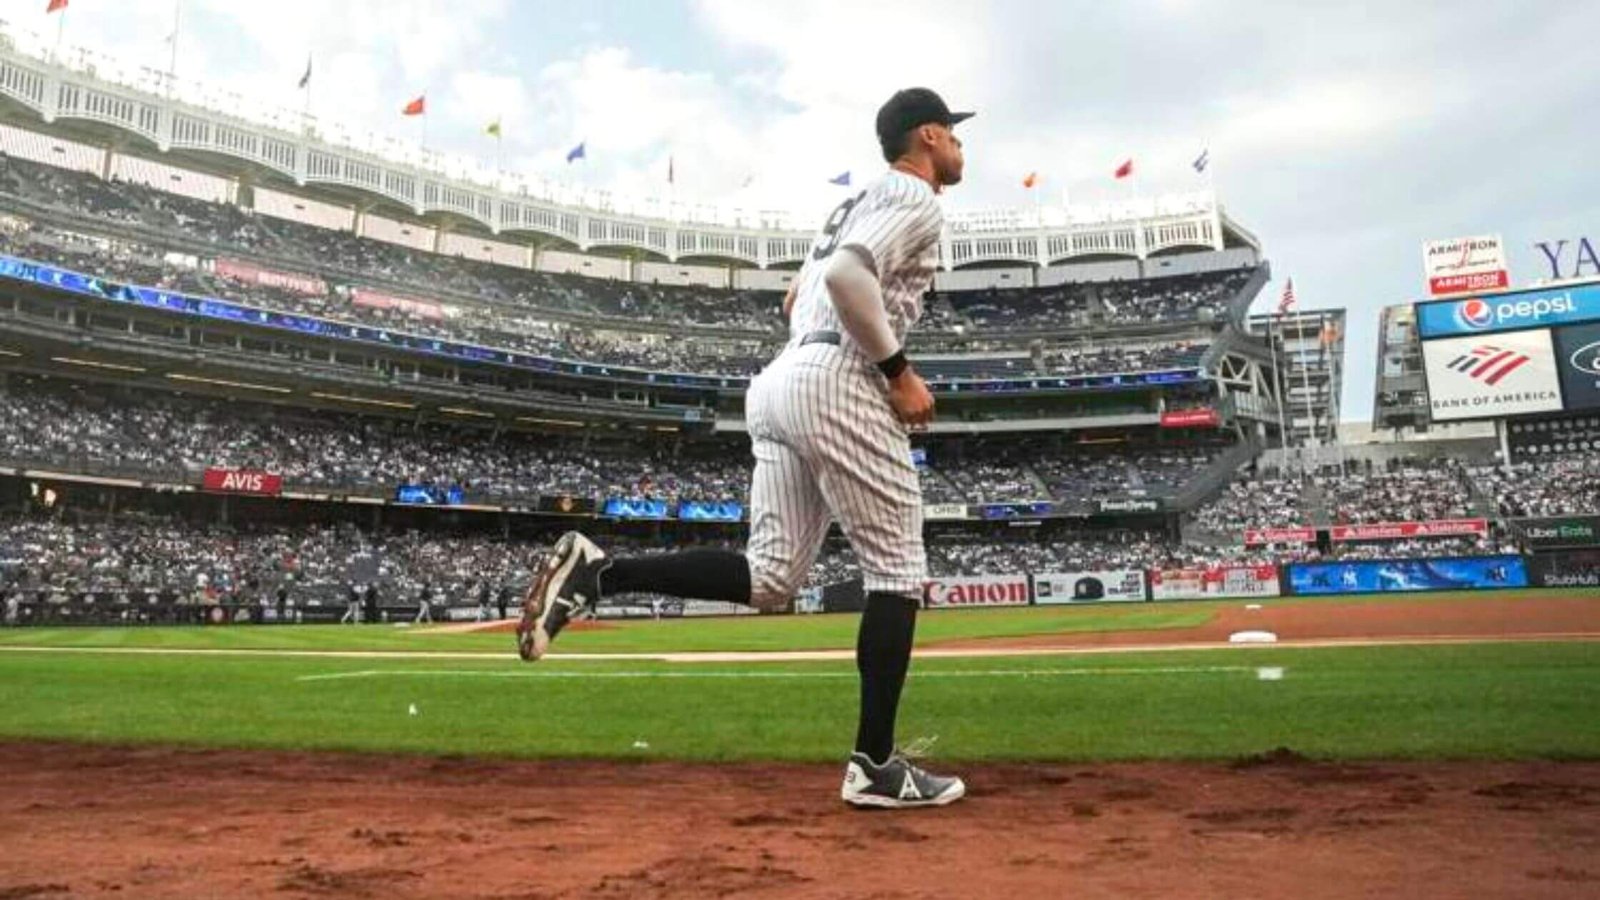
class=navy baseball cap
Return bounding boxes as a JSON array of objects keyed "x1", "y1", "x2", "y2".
[{"x1": 875, "y1": 87, "x2": 974, "y2": 151}]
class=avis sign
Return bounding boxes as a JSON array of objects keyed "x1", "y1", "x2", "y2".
[
  {"x1": 922, "y1": 575, "x2": 1030, "y2": 609},
  {"x1": 1423, "y1": 235, "x2": 1509, "y2": 297},
  {"x1": 201, "y1": 467, "x2": 283, "y2": 496}
]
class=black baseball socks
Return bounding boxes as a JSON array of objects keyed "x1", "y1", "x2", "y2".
[
  {"x1": 598, "y1": 549, "x2": 752, "y2": 605},
  {"x1": 854, "y1": 590, "x2": 918, "y2": 765}
]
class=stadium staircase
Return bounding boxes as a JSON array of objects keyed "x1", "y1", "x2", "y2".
[{"x1": 1300, "y1": 478, "x2": 1333, "y2": 525}]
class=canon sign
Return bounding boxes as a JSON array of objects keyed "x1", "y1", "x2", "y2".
[{"x1": 922, "y1": 575, "x2": 1030, "y2": 609}]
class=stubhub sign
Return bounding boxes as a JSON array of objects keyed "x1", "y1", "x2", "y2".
[{"x1": 1416, "y1": 281, "x2": 1600, "y2": 339}]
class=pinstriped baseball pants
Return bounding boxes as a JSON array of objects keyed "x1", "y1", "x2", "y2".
[{"x1": 743, "y1": 344, "x2": 926, "y2": 606}]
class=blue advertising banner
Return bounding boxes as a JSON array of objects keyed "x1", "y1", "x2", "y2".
[
  {"x1": 1416, "y1": 281, "x2": 1600, "y2": 339},
  {"x1": 678, "y1": 500, "x2": 744, "y2": 522},
  {"x1": 1286, "y1": 555, "x2": 1527, "y2": 595},
  {"x1": 603, "y1": 497, "x2": 672, "y2": 519},
  {"x1": 394, "y1": 484, "x2": 465, "y2": 505}
]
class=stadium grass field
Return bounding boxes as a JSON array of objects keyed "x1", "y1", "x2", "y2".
[{"x1": 1, "y1": 589, "x2": 1597, "y2": 763}]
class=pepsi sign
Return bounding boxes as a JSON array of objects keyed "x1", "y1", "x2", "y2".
[{"x1": 1416, "y1": 281, "x2": 1600, "y2": 338}]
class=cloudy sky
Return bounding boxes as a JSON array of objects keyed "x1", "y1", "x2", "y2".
[{"x1": 19, "y1": 0, "x2": 1600, "y2": 422}]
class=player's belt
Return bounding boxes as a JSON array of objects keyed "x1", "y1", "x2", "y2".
[{"x1": 798, "y1": 330, "x2": 841, "y2": 346}]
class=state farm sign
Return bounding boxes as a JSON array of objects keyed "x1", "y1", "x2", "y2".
[
  {"x1": 1423, "y1": 235, "x2": 1509, "y2": 297},
  {"x1": 202, "y1": 467, "x2": 283, "y2": 496},
  {"x1": 922, "y1": 574, "x2": 1031, "y2": 609}
]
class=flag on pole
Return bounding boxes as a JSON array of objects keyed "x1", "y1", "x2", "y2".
[
  {"x1": 297, "y1": 57, "x2": 312, "y2": 90},
  {"x1": 1022, "y1": 171, "x2": 1038, "y2": 189},
  {"x1": 829, "y1": 171, "x2": 851, "y2": 186},
  {"x1": 1113, "y1": 159, "x2": 1134, "y2": 179},
  {"x1": 741, "y1": 174, "x2": 754, "y2": 189},
  {"x1": 566, "y1": 142, "x2": 586, "y2": 163},
  {"x1": 1278, "y1": 278, "x2": 1296, "y2": 314},
  {"x1": 667, "y1": 156, "x2": 674, "y2": 185},
  {"x1": 1192, "y1": 149, "x2": 1209, "y2": 174},
  {"x1": 46, "y1": 0, "x2": 68, "y2": 13},
  {"x1": 401, "y1": 95, "x2": 426, "y2": 116},
  {"x1": 485, "y1": 118, "x2": 502, "y2": 139}
]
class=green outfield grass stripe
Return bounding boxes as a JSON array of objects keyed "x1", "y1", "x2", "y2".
[{"x1": 294, "y1": 664, "x2": 1265, "y2": 683}]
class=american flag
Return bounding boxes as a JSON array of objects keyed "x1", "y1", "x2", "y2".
[{"x1": 1277, "y1": 278, "x2": 1296, "y2": 314}]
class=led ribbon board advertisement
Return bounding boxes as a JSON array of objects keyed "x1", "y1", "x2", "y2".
[
  {"x1": 1286, "y1": 555, "x2": 1527, "y2": 595},
  {"x1": 1421, "y1": 330, "x2": 1562, "y2": 421}
]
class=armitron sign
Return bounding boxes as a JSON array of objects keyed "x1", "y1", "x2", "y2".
[
  {"x1": 201, "y1": 467, "x2": 283, "y2": 496},
  {"x1": 922, "y1": 575, "x2": 1031, "y2": 609},
  {"x1": 1423, "y1": 235, "x2": 1508, "y2": 297}
]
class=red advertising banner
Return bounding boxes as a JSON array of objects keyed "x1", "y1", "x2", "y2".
[
  {"x1": 1244, "y1": 527, "x2": 1318, "y2": 546},
  {"x1": 214, "y1": 258, "x2": 327, "y2": 296},
  {"x1": 1329, "y1": 518, "x2": 1488, "y2": 542},
  {"x1": 350, "y1": 287, "x2": 445, "y2": 321},
  {"x1": 1159, "y1": 408, "x2": 1221, "y2": 428},
  {"x1": 202, "y1": 467, "x2": 283, "y2": 496},
  {"x1": 1429, "y1": 270, "x2": 1510, "y2": 296},
  {"x1": 1150, "y1": 565, "x2": 1280, "y2": 600},
  {"x1": 922, "y1": 574, "x2": 1031, "y2": 609}
]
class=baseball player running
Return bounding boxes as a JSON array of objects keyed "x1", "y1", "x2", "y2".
[{"x1": 518, "y1": 88, "x2": 971, "y2": 809}]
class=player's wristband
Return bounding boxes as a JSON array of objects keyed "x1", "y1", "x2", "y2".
[{"x1": 876, "y1": 350, "x2": 909, "y2": 379}]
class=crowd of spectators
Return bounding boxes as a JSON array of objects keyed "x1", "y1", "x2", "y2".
[
  {"x1": 0, "y1": 513, "x2": 536, "y2": 613},
  {"x1": 0, "y1": 380, "x2": 751, "y2": 504},
  {"x1": 0, "y1": 216, "x2": 1227, "y2": 381},
  {"x1": 1473, "y1": 458, "x2": 1600, "y2": 519},
  {"x1": 1098, "y1": 269, "x2": 1253, "y2": 324},
  {"x1": 0, "y1": 153, "x2": 1257, "y2": 348},
  {"x1": 1188, "y1": 475, "x2": 1312, "y2": 536},
  {"x1": 1323, "y1": 460, "x2": 1479, "y2": 524},
  {"x1": 0, "y1": 380, "x2": 1234, "y2": 506}
]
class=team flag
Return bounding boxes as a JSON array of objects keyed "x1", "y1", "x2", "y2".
[
  {"x1": 1113, "y1": 158, "x2": 1133, "y2": 179},
  {"x1": 566, "y1": 142, "x2": 586, "y2": 163},
  {"x1": 401, "y1": 95, "x2": 426, "y2": 116},
  {"x1": 1022, "y1": 172, "x2": 1038, "y2": 189},
  {"x1": 46, "y1": 0, "x2": 68, "y2": 13},
  {"x1": 1278, "y1": 278, "x2": 1296, "y2": 314},
  {"x1": 829, "y1": 171, "x2": 851, "y2": 186}
]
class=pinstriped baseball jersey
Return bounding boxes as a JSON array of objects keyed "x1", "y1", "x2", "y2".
[
  {"x1": 787, "y1": 170, "x2": 944, "y2": 360},
  {"x1": 741, "y1": 170, "x2": 943, "y2": 605}
]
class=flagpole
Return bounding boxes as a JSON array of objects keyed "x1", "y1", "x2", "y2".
[
  {"x1": 1296, "y1": 307, "x2": 1318, "y2": 476},
  {"x1": 301, "y1": 55, "x2": 312, "y2": 134},
  {"x1": 1271, "y1": 317, "x2": 1290, "y2": 470},
  {"x1": 166, "y1": 0, "x2": 182, "y2": 98},
  {"x1": 53, "y1": 7, "x2": 66, "y2": 64}
]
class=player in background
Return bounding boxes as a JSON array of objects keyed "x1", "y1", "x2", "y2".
[{"x1": 517, "y1": 88, "x2": 972, "y2": 809}]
